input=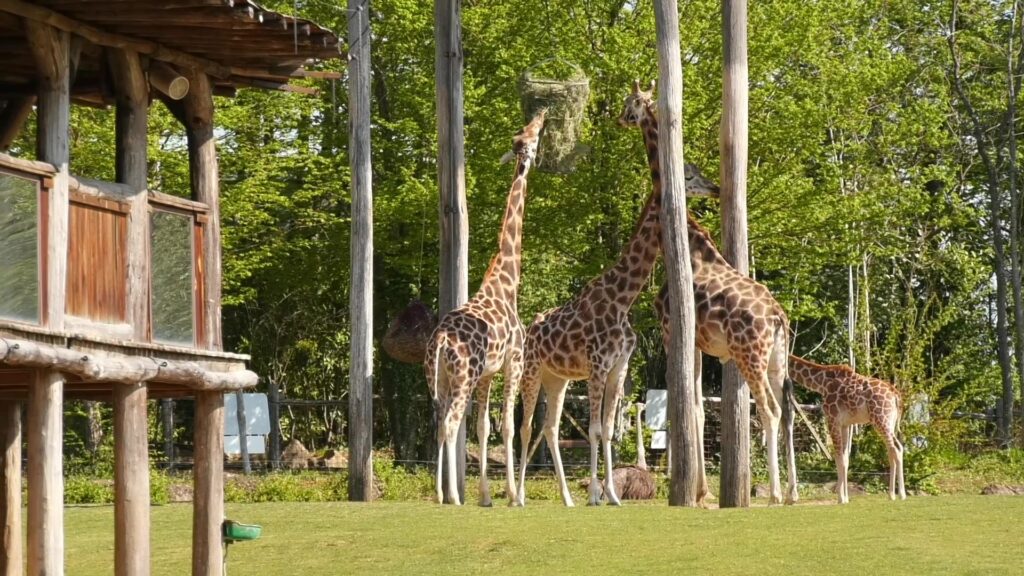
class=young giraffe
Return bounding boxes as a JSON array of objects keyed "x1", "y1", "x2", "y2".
[
  {"x1": 788, "y1": 354, "x2": 906, "y2": 504},
  {"x1": 515, "y1": 82, "x2": 718, "y2": 506},
  {"x1": 424, "y1": 110, "x2": 546, "y2": 506}
]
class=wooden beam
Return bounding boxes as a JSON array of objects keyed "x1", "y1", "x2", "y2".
[
  {"x1": 192, "y1": 391, "x2": 223, "y2": 576},
  {"x1": 25, "y1": 19, "x2": 70, "y2": 332},
  {"x1": 0, "y1": 336, "x2": 257, "y2": 390},
  {"x1": 180, "y1": 70, "x2": 222, "y2": 352},
  {"x1": 114, "y1": 383, "x2": 149, "y2": 576},
  {"x1": 0, "y1": 401, "x2": 21, "y2": 576},
  {"x1": 0, "y1": 152, "x2": 55, "y2": 176},
  {"x1": 226, "y1": 76, "x2": 317, "y2": 95},
  {"x1": 348, "y1": 0, "x2": 374, "y2": 503},
  {"x1": 718, "y1": 0, "x2": 752, "y2": 509},
  {"x1": 108, "y1": 48, "x2": 150, "y2": 343},
  {"x1": 0, "y1": 96, "x2": 34, "y2": 152},
  {"x1": 27, "y1": 369, "x2": 63, "y2": 576},
  {"x1": 0, "y1": 0, "x2": 233, "y2": 79},
  {"x1": 653, "y1": 0, "x2": 701, "y2": 507},
  {"x1": 149, "y1": 61, "x2": 189, "y2": 101}
]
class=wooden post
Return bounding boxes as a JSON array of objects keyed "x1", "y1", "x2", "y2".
[
  {"x1": 0, "y1": 402, "x2": 21, "y2": 576},
  {"x1": 268, "y1": 379, "x2": 281, "y2": 470},
  {"x1": 347, "y1": 0, "x2": 374, "y2": 502},
  {"x1": 109, "y1": 48, "x2": 150, "y2": 341},
  {"x1": 28, "y1": 370, "x2": 63, "y2": 576},
  {"x1": 718, "y1": 0, "x2": 752, "y2": 509},
  {"x1": 161, "y1": 399, "x2": 175, "y2": 470},
  {"x1": 180, "y1": 69, "x2": 221, "y2": 351},
  {"x1": 192, "y1": 391, "x2": 224, "y2": 576},
  {"x1": 113, "y1": 384, "x2": 149, "y2": 576},
  {"x1": 653, "y1": 0, "x2": 701, "y2": 507},
  {"x1": 435, "y1": 0, "x2": 469, "y2": 504},
  {"x1": 25, "y1": 21, "x2": 69, "y2": 332},
  {"x1": 234, "y1": 390, "x2": 250, "y2": 474}
]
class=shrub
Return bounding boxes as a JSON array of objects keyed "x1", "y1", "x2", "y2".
[{"x1": 65, "y1": 476, "x2": 113, "y2": 505}]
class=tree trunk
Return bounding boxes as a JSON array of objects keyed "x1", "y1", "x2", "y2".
[
  {"x1": 1007, "y1": 0, "x2": 1024, "y2": 436},
  {"x1": 85, "y1": 400, "x2": 103, "y2": 454},
  {"x1": 718, "y1": 0, "x2": 751, "y2": 509},
  {"x1": 653, "y1": 0, "x2": 700, "y2": 507},
  {"x1": 948, "y1": 1, "x2": 1016, "y2": 445},
  {"x1": 435, "y1": 0, "x2": 469, "y2": 503},
  {"x1": 347, "y1": 0, "x2": 375, "y2": 501}
]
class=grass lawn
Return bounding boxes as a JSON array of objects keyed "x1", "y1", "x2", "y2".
[{"x1": 63, "y1": 495, "x2": 1022, "y2": 575}]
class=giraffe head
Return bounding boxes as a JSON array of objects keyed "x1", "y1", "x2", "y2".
[
  {"x1": 683, "y1": 163, "x2": 720, "y2": 197},
  {"x1": 618, "y1": 79, "x2": 656, "y2": 127},
  {"x1": 512, "y1": 108, "x2": 546, "y2": 163}
]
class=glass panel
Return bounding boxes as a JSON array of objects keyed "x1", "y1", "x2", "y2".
[
  {"x1": 0, "y1": 170, "x2": 39, "y2": 323},
  {"x1": 151, "y1": 210, "x2": 194, "y2": 346}
]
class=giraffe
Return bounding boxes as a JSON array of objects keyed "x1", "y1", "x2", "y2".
[
  {"x1": 424, "y1": 110, "x2": 546, "y2": 506},
  {"x1": 652, "y1": 219, "x2": 798, "y2": 505},
  {"x1": 514, "y1": 81, "x2": 718, "y2": 506},
  {"x1": 788, "y1": 354, "x2": 906, "y2": 504}
]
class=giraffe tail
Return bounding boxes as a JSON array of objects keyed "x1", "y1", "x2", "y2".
[{"x1": 425, "y1": 329, "x2": 447, "y2": 402}]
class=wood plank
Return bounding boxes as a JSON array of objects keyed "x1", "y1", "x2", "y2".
[
  {"x1": 114, "y1": 383, "x2": 149, "y2": 576},
  {"x1": 180, "y1": 70, "x2": 221, "y2": 352},
  {"x1": 69, "y1": 191, "x2": 130, "y2": 213},
  {"x1": 192, "y1": 391, "x2": 223, "y2": 576},
  {"x1": 26, "y1": 20, "x2": 70, "y2": 334},
  {"x1": 148, "y1": 190, "x2": 209, "y2": 214},
  {"x1": 653, "y1": 0, "x2": 701, "y2": 507},
  {"x1": 0, "y1": 401, "x2": 21, "y2": 576},
  {"x1": 0, "y1": 0, "x2": 233, "y2": 78},
  {"x1": 108, "y1": 49, "x2": 150, "y2": 344},
  {"x1": 718, "y1": 0, "x2": 752, "y2": 509},
  {"x1": 69, "y1": 175, "x2": 135, "y2": 200},
  {"x1": 27, "y1": 369, "x2": 63, "y2": 576},
  {"x1": 0, "y1": 152, "x2": 55, "y2": 176}
]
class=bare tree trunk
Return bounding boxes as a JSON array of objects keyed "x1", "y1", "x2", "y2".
[
  {"x1": 85, "y1": 400, "x2": 103, "y2": 454},
  {"x1": 653, "y1": 0, "x2": 700, "y2": 507},
  {"x1": 347, "y1": 0, "x2": 375, "y2": 501},
  {"x1": 1007, "y1": 0, "x2": 1024, "y2": 436},
  {"x1": 847, "y1": 265, "x2": 857, "y2": 370},
  {"x1": 948, "y1": 1, "x2": 1015, "y2": 445},
  {"x1": 718, "y1": 0, "x2": 751, "y2": 509},
  {"x1": 435, "y1": 0, "x2": 469, "y2": 503}
]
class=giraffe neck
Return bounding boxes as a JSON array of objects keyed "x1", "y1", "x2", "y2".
[
  {"x1": 594, "y1": 109, "x2": 664, "y2": 307},
  {"x1": 788, "y1": 354, "x2": 832, "y2": 395},
  {"x1": 686, "y1": 215, "x2": 731, "y2": 277},
  {"x1": 481, "y1": 154, "x2": 532, "y2": 300}
]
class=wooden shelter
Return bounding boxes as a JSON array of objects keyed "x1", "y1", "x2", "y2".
[{"x1": 0, "y1": 1, "x2": 340, "y2": 574}]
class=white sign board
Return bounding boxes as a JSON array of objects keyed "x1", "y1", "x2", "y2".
[
  {"x1": 645, "y1": 389, "x2": 667, "y2": 430},
  {"x1": 223, "y1": 393, "x2": 271, "y2": 435},
  {"x1": 225, "y1": 435, "x2": 266, "y2": 455},
  {"x1": 651, "y1": 430, "x2": 668, "y2": 450}
]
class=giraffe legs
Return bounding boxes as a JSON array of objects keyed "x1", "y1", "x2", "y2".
[
  {"x1": 880, "y1": 421, "x2": 906, "y2": 501},
  {"x1": 693, "y1": 349, "x2": 709, "y2": 507},
  {"x1": 516, "y1": 352, "x2": 542, "y2": 506},
  {"x1": 600, "y1": 350, "x2": 632, "y2": 507},
  {"x1": 828, "y1": 420, "x2": 852, "y2": 504},
  {"x1": 769, "y1": 341, "x2": 798, "y2": 505},
  {"x1": 586, "y1": 382, "x2": 605, "y2": 506},
  {"x1": 475, "y1": 375, "x2": 495, "y2": 507},
  {"x1": 441, "y1": 383, "x2": 471, "y2": 506},
  {"x1": 744, "y1": 364, "x2": 783, "y2": 505},
  {"x1": 502, "y1": 339, "x2": 524, "y2": 506},
  {"x1": 540, "y1": 375, "x2": 574, "y2": 507}
]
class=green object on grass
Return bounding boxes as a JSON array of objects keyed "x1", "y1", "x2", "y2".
[{"x1": 223, "y1": 520, "x2": 262, "y2": 542}]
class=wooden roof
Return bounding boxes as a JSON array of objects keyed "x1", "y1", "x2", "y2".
[{"x1": 0, "y1": 0, "x2": 343, "y2": 103}]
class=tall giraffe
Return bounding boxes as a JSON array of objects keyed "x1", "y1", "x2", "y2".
[
  {"x1": 653, "y1": 214, "x2": 798, "y2": 504},
  {"x1": 424, "y1": 110, "x2": 546, "y2": 506},
  {"x1": 515, "y1": 82, "x2": 717, "y2": 506},
  {"x1": 788, "y1": 354, "x2": 906, "y2": 503}
]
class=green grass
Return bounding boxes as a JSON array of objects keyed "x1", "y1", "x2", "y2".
[{"x1": 63, "y1": 495, "x2": 1023, "y2": 575}]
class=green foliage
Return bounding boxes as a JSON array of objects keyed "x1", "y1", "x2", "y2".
[{"x1": 64, "y1": 477, "x2": 114, "y2": 505}]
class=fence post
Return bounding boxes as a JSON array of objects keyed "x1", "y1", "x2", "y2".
[
  {"x1": 268, "y1": 378, "x2": 281, "y2": 470},
  {"x1": 161, "y1": 398, "x2": 175, "y2": 471},
  {"x1": 234, "y1": 389, "x2": 250, "y2": 474}
]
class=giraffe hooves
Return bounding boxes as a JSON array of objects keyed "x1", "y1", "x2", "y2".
[{"x1": 478, "y1": 501, "x2": 494, "y2": 508}]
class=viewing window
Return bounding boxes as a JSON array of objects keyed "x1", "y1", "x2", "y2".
[
  {"x1": 0, "y1": 169, "x2": 40, "y2": 324},
  {"x1": 151, "y1": 209, "x2": 195, "y2": 346}
]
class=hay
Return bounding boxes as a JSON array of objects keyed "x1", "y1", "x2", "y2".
[
  {"x1": 382, "y1": 299, "x2": 438, "y2": 364},
  {"x1": 518, "y1": 59, "x2": 590, "y2": 173}
]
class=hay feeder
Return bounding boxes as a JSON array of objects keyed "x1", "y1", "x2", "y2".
[{"x1": 517, "y1": 59, "x2": 590, "y2": 173}]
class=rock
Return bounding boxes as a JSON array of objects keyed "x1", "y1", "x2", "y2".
[
  {"x1": 823, "y1": 481, "x2": 867, "y2": 496},
  {"x1": 281, "y1": 439, "x2": 312, "y2": 469},
  {"x1": 753, "y1": 484, "x2": 772, "y2": 498},
  {"x1": 319, "y1": 449, "x2": 348, "y2": 469},
  {"x1": 981, "y1": 484, "x2": 1024, "y2": 496}
]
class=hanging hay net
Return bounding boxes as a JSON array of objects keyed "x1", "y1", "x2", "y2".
[
  {"x1": 382, "y1": 299, "x2": 438, "y2": 364},
  {"x1": 517, "y1": 59, "x2": 590, "y2": 173}
]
